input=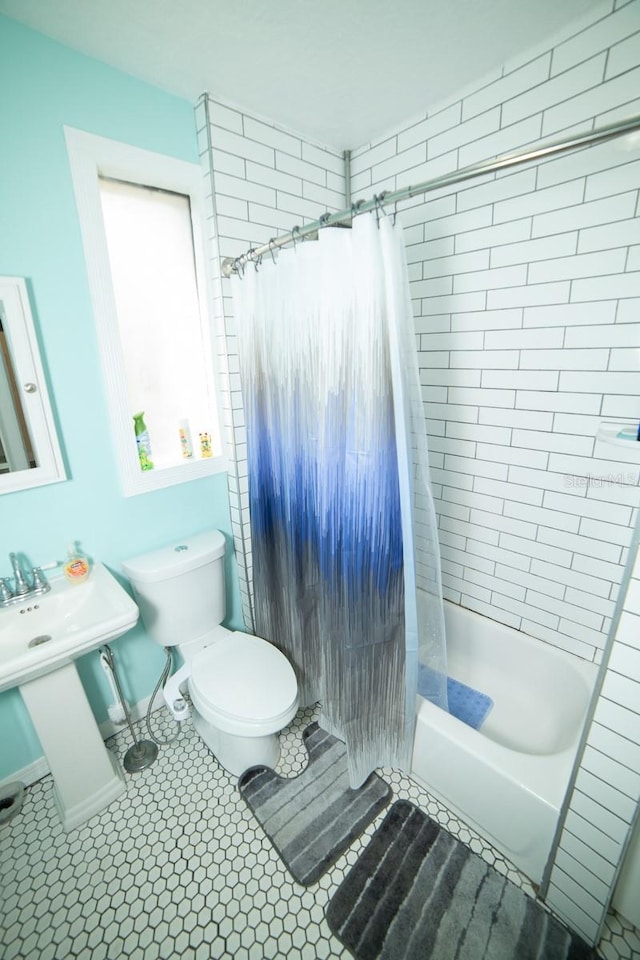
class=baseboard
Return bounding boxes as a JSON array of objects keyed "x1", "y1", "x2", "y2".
[
  {"x1": 0, "y1": 756, "x2": 50, "y2": 791},
  {"x1": 1, "y1": 694, "x2": 162, "y2": 790}
]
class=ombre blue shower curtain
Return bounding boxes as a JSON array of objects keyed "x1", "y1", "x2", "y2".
[{"x1": 232, "y1": 213, "x2": 447, "y2": 787}]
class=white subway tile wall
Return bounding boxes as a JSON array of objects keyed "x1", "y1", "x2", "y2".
[
  {"x1": 347, "y1": 0, "x2": 640, "y2": 944},
  {"x1": 545, "y1": 533, "x2": 640, "y2": 944},
  {"x1": 196, "y1": 95, "x2": 345, "y2": 629},
  {"x1": 352, "y1": 0, "x2": 640, "y2": 667}
]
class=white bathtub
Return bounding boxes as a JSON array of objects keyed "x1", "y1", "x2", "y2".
[{"x1": 411, "y1": 599, "x2": 598, "y2": 884}]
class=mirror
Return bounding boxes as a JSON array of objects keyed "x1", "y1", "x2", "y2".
[{"x1": 0, "y1": 277, "x2": 65, "y2": 493}]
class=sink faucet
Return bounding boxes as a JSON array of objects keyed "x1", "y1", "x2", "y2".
[
  {"x1": 10, "y1": 552, "x2": 31, "y2": 596},
  {"x1": 0, "y1": 553, "x2": 50, "y2": 607}
]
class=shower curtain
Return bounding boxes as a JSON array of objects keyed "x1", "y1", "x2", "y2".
[{"x1": 231, "y1": 213, "x2": 447, "y2": 787}]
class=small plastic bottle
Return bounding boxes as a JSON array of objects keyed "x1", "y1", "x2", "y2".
[
  {"x1": 64, "y1": 543, "x2": 90, "y2": 584},
  {"x1": 133, "y1": 412, "x2": 154, "y2": 471},
  {"x1": 178, "y1": 419, "x2": 193, "y2": 459}
]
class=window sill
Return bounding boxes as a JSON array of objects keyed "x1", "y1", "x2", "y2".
[{"x1": 121, "y1": 452, "x2": 227, "y2": 497}]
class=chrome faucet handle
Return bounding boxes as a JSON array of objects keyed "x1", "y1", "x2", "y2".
[
  {"x1": 0, "y1": 578, "x2": 14, "y2": 603},
  {"x1": 31, "y1": 567, "x2": 50, "y2": 594},
  {"x1": 9, "y1": 552, "x2": 30, "y2": 596}
]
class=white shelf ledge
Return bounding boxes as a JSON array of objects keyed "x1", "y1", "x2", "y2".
[{"x1": 597, "y1": 423, "x2": 640, "y2": 448}]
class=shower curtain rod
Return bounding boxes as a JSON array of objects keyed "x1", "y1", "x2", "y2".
[{"x1": 221, "y1": 112, "x2": 640, "y2": 277}]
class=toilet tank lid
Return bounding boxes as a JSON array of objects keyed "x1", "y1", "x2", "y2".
[{"x1": 121, "y1": 530, "x2": 226, "y2": 583}]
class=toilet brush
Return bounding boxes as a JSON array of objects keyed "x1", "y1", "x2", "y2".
[
  {"x1": 101, "y1": 644, "x2": 158, "y2": 773},
  {"x1": 100, "y1": 650, "x2": 128, "y2": 725}
]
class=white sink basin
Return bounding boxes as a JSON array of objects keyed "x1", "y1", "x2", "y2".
[{"x1": 0, "y1": 562, "x2": 139, "y2": 694}]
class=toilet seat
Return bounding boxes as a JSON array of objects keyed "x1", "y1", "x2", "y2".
[{"x1": 189, "y1": 632, "x2": 299, "y2": 736}]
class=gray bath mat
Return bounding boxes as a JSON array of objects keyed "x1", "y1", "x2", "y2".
[
  {"x1": 327, "y1": 800, "x2": 598, "y2": 960},
  {"x1": 238, "y1": 722, "x2": 391, "y2": 886}
]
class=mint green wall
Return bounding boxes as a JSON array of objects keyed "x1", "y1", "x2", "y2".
[{"x1": 0, "y1": 17, "x2": 241, "y2": 779}]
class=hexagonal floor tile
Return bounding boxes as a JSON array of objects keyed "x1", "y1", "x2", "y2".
[{"x1": 0, "y1": 703, "x2": 628, "y2": 958}]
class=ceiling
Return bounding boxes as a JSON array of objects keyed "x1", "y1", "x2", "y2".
[{"x1": 0, "y1": 0, "x2": 604, "y2": 150}]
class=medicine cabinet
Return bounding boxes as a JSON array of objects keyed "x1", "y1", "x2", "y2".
[{"x1": 0, "y1": 276, "x2": 66, "y2": 494}]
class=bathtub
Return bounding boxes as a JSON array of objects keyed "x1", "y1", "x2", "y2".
[{"x1": 411, "y1": 599, "x2": 598, "y2": 884}]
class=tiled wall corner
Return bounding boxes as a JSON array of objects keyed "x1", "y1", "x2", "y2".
[
  {"x1": 196, "y1": 94, "x2": 345, "y2": 629},
  {"x1": 195, "y1": 95, "x2": 253, "y2": 628},
  {"x1": 351, "y1": 0, "x2": 640, "y2": 666},
  {"x1": 544, "y1": 522, "x2": 640, "y2": 944}
]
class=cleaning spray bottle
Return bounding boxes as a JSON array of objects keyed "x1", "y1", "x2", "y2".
[
  {"x1": 64, "y1": 543, "x2": 90, "y2": 584},
  {"x1": 133, "y1": 412, "x2": 154, "y2": 471}
]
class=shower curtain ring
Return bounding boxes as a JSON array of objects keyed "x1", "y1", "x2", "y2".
[
  {"x1": 351, "y1": 199, "x2": 365, "y2": 221},
  {"x1": 291, "y1": 225, "x2": 301, "y2": 251},
  {"x1": 393, "y1": 199, "x2": 399, "y2": 226},
  {"x1": 268, "y1": 238, "x2": 277, "y2": 264},
  {"x1": 254, "y1": 253, "x2": 263, "y2": 272},
  {"x1": 319, "y1": 212, "x2": 331, "y2": 228},
  {"x1": 374, "y1": 191, "x2": 387, "y2": 224}
]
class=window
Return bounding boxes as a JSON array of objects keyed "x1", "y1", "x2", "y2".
[{"x1": 65, "y1": 128, "x2": 225, "y2": 496}]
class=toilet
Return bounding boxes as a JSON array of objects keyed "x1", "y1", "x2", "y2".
[{"x1": 121, "y1": 530, "x2": 299, "y2": 776}]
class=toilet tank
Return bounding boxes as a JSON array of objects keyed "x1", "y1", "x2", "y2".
[{"x1": 121, "y1": 530, "x2": 227, "y2": 648}]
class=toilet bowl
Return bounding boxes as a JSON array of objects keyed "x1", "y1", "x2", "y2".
[
  {"x1": 122, "y1": 531, "x2": 299, "y2": 776},
  {"x1": 165, "y1": 627, "x2": 299, "y2": 775}
]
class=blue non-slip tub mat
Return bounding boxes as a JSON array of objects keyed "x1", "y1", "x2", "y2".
[
  {"x1": 445, "y1": 676, "x2": 493, "y2": 730},
  {"x1": 418, "y1": 665, "x2": 493, "y2": 730}
]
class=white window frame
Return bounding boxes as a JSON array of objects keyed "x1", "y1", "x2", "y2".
[{"x1": 65, "y1": 127, "x2": 226, "y2": 497}]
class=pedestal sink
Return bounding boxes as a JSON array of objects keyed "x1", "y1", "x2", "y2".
[{"x1": 0, "y1": 563, "x2": 139, "y2": 830}]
